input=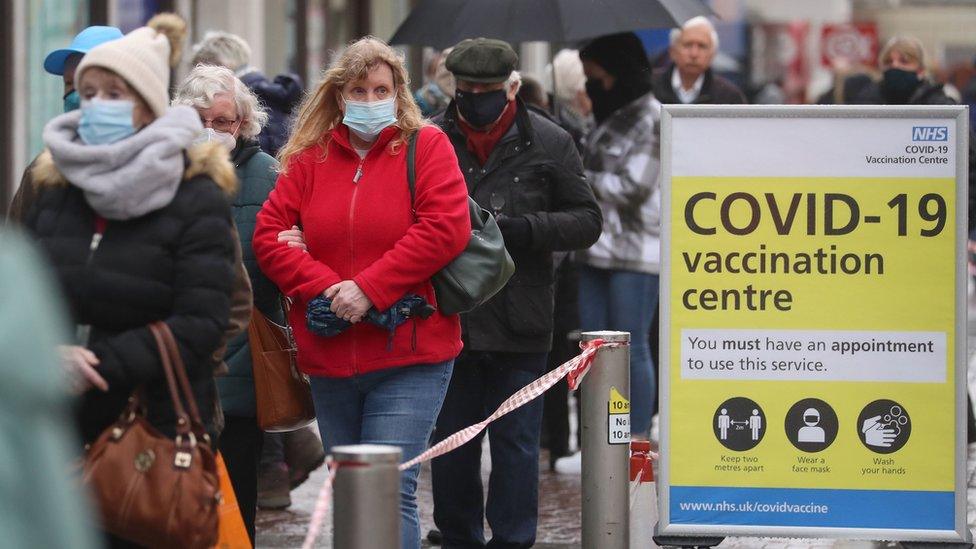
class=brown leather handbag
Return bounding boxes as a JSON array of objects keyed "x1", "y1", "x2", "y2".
[
  {"x1": 249, "y1": 302, "x2": 316, "y2": 432},
  {"x1": 82, "y1": 321, "x2": 220, "y2": 549}
]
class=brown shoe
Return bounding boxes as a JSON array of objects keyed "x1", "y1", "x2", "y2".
[
  {"x1": 284, "y1": 426, "x2": 326, "y2": 490},
  {"x1": 257, "y1": 462, "x2": 291, "y2": 510}
]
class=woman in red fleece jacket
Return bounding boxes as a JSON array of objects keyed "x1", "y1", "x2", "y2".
[{"x1": 252, "y1": 38, "x2": 470, "y2": 549}]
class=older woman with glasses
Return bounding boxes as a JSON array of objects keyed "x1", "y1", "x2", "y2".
[{"x1": 173, "y1": 64, "x2": 280, "y2": 544}]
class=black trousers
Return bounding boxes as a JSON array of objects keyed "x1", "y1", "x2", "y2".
[
  {"x1": 218, "y1": 415, "x2": 264, "y2": 544},
  {"x1": 542, "y1": 259, "x2": 581, "y2": 461},
  {"x1": 432, "y1": 351, "x2": 548, "y2": 548},
  {"x1": 543, "y1": 337, "x2": 579, "y2": 461}
]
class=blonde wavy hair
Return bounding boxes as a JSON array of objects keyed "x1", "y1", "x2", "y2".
[
  {"x1": 278, "y1": 37, "x2": 425, "y2": 173},
  {"x1": 879, "y1": 36, "x2": 927, "y2": 72}
]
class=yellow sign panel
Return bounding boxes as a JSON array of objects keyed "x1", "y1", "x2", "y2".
[
  {"x1": 664, "y1": 167, "x2": 961, "y2": 535},
  {"x1": 670, "y1": 177, "x2": 955, "y2": 492},
  {"x1": 609, "y1": 385, "x2": 631, "y2": 414},
  {"x1": 661, "y1": 110, "x2": 967, "y2": 539}
]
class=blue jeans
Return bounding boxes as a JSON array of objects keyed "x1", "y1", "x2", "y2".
[
  {"x1": 577, "y1": 265, "x2": 659, "y2": 435},
  {"x1": 431, "y1": 351, "x2": 547, "y2": 548},
  {"x1": 309, "y1": 360, "x2": 454, "y2": 549}
]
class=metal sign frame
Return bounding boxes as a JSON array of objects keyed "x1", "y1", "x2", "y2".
[{"x1": 658, "y1": 104, "x2": 970, "y2": 543}]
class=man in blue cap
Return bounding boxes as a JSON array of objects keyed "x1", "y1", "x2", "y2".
[
  {"x1": 44, "y1": 26, "x2": 124, "y2": 112},
  {"x1": 7, "y1": 25, "x2": 122, "y2": 222}
]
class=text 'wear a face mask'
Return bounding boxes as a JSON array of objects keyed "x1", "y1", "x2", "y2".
[
  {"x1": 78, "y1": 98, "x2": 136, "y2": 145},
  {"x1": 63, "y1": 90, "x2": 81, "y2": 113},
  {"x1": 193, "y1": 127, "x2": 237, "y2": 151},
  {"x1": 342, "y1": 97, "x2": 397, "y2": 142},
  {"x1": 455, "y1": 89, "x2": 508, "y2": 128}
]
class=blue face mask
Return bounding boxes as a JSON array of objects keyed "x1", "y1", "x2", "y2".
[
  {"x1": 342, "y1": 97, "x2": 397, "y2": 142},
  {"x1": 63, "y1": 90, "x2": 80, "y2": 113},
  {"x1": 78, "y1": 98, "x2": 136, "y2": 145}
]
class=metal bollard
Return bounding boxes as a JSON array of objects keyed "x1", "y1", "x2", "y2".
[
  {"x1": 581, "y1": 330, "x2": 631, "y2": 549},
  {"x1": 332, "y1": 444, "x2": 402, "y2": 549}
]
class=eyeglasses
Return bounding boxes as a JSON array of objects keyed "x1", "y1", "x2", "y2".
[{"x1": 200, "y1": 116, "x2": 240, "y2": 132}]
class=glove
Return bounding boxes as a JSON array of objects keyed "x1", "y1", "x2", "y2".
[
  {"x1": 496, "y1": 215, "x2": 532, "y2": 250},
  {"x1": 306, "y1": 296, "x2": 351, "y2": 337}
]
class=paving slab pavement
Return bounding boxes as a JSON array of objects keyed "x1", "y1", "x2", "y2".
[{"x1": 257, "y1": 441, "x2": 976, "y2": 548}]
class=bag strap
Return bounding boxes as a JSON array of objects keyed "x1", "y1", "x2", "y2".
[
  {"x1": 148, "y1": 322, "x2": 203, "y2": 435},
  {"x1": 275, "y1": 296, "x2": 298, "y2": 353},
  {"x1": 406, "y1": 131, "x2": 419, "y2": 216},
  {"x1": 249, "y1": 304, "x2": 302, "y2": 382},
  {"x1": 157, "y1": 323, "x2": 203, "y2": 423}
]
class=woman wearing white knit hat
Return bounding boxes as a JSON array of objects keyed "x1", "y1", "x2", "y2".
[{"x1": 23, "y1": 14, "x2": 237, "y2": 548}]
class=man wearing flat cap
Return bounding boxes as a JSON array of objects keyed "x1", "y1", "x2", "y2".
[{"x1": 430, "y1": 37, "x2": 602, "y2": 548}]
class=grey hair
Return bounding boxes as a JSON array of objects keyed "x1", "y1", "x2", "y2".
[
  {"x1": 507, "y1": 70, "x2": 523, "y2": 94},
  {"x1": 669, "y1": 16, "x2": 719, "y2": 50},
  {"x1": 552, "y1": 49, "x2": 586, "y2": 103},
  {"x1": 190, "y1": 31, "x2": 252, "y2": 71},
  {"x1": 173, "y1": 64, "x2": 269, "y2": 139}
]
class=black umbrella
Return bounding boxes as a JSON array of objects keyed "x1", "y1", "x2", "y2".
[{"x1": 390, "y1": 0, "x2": 714, "y2": 49}]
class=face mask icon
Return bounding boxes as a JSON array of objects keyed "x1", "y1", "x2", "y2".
[
  {"x1": 804, "y1": 409, "x2": 820, "y2": 426},
  {"x1": 797, "y1": 407, "x2": 826, "y2": 443},
  {"x1": 787, "y1": 399, "x2": 838, "y2": 452}
]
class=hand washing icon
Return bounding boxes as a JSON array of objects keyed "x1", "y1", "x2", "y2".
[{"x1": 857, "y1": 400, "x2": 910, "y2": 454}]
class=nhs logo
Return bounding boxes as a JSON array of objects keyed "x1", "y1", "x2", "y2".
[{"x1": 912, "y1": 126, "x2": 948, "y2": 141}]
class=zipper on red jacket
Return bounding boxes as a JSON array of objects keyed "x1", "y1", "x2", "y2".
[
  {"x1": 349, "y1": 158, "x2": 363, "y2": 375},
  {"x1": 353, "y1": 158, "x2": 365, "y2": 184}
]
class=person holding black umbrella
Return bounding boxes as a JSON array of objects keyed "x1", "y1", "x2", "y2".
[{"x1": 428, "y1": 37, "x2": 602, "y2": 549}]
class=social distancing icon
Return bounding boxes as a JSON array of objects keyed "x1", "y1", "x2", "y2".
[{"x1": 713, "y1": 397, "x2": 765, "y2": 451}]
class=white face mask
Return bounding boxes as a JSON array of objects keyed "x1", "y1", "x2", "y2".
[{"x1": 193, "y1": 127, "x2": 237, "y2": 151}]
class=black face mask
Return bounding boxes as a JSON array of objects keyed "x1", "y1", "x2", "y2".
[
  {"x1": 881, "y1": 68, "x2": 921, "y2": 104},
  {"x1": 455, "y1": 89, "x2": 508, "y2": 128},
  {"x1": 586, "y1": 78, "x2": 632, "y2": 125}
]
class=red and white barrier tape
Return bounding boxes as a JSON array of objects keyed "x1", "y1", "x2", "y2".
[
  {"x1": 399, "y1": 338, "x2": 612, "y2": 471},
  {"x1": 303, "y1": 457, "x2": 337, "y2": 549},
  {"x1": 301, "y1": 338, "x2": 619, "y2": 548}
]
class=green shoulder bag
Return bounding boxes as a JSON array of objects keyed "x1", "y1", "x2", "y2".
[{"x1": 406, "y1": 132, "x2": 515, "y2": 315}]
